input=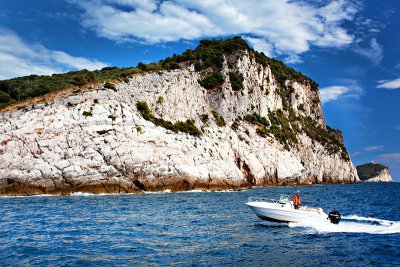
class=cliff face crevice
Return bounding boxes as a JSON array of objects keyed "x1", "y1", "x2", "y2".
[{"x1": 0, "y1": 40, "x2": 359, "y2": 195}]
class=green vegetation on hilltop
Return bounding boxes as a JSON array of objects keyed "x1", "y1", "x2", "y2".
[
  {"x1": 104, "y1": 81, "x2": 116, "y2": 90},
  {"x1": 0, "y1": 36, "x2": 318, "y2": 109},
  {"x1": 161, "y1": 37, "x2": 317, "y2": 91},
  {"x1": 161, "y1": 36, "x2": 250, "y2": 72},
  {"x1": 356, "y1": 163, "x2": 388, "y2": 180},
  {"x1": 0, "y1": 67, "x2": 140, "y2": 109}
]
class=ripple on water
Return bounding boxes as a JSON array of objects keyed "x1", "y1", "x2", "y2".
[{"x1": 0, "y1": 183, "x2": 399, "y2": 266}]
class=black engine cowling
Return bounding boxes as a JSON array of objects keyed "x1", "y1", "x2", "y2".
[{"x1": 328, "y1": 211, "x2": 341, "y2": 224}]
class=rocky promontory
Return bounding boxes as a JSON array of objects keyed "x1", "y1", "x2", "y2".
[
  {"x1": 356, "y1": 163, "x2": 393, "y2": 182},
  {"x1": 0, "y1": 38, "x2": 359, "y2": 195}
]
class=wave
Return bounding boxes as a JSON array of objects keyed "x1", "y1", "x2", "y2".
[
  {"x1": 0, "y1": 194, "x2": 56, "y2": 198},
  {"x1": 70, "y1": 192, "x2": 137, "y2": 196},
  {"x1": 342, "y1": 215, "x2": 394, "y2": 226},
  {"x1": 0, "y1": 189, "x2": 239, "y2": 198},
  {"x1": 289, "y1": 214, "x2": 400, "y2": 234},
  {"x1": 178, "y1": 189, "x2": 238, "y2": 193},
  {"x1": 144, "y1": 189, "x2": 239, "y2": 194},
  {"x1": 143, "y1": 189, "x2": 173, "y2": 194}
]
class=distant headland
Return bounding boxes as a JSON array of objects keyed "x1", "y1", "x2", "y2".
[{"x1": 356, "y1": 163, "x2": 393, "y2": 182}]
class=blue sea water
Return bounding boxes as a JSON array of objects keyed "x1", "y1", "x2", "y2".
[{"x1": 1, "y1": 183, "x2": 399, "y2": 266}]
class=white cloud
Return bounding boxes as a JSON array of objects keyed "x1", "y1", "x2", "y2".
[
  {"x1": 351, "y1": 146, "x2": 384, "y2": 158},
  {"x1": 283, "y1": 54, "x2": 303, "y2": 64},
  {"x1": 104, "y1": 0, "x2": 158, "y2": 11},
  {"x1": 379, "y1": 153, "x2": 400, "y2": 164},
  {"x1": 319, "y1": 79, "x2": 364, "y2": 103},
  {"x1": 353, "y1": 38, "x2": 383, "y2": 65},
  {"x1": 0, "y1": 28, "x2": 108, "y2": 80},
  {"x1": 377, "y1": 78, "x2": 400, "y2": 90},
  {"x1": 364, "y1": 145, "x2": 384, "y2": 151},
  {"x1": 319, "y1": 86, "x2": 349, "y2": 103},
  {"x1": 245, "y1": 37, "x2": 274, "y2": 57},
  {"x1": 68, "y1": 0, "x2": 359, "y2": 57}
]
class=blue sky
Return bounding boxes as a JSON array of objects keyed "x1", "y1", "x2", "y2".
[{"x1": 0, "y1": 0, "x2": 399, "y2": 181}]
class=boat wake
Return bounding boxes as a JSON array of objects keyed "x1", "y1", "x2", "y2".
[{"x1": 289, "y1": 215, "x2": 400, "y2": 234}]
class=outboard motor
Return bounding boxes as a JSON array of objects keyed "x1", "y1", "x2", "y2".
[{"x1": 328, "y1": 211, "x2": 341, "y2": 224}]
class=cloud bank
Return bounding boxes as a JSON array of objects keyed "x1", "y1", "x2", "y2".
[
  {"x1": 364, "y1": 145, "x2": 384, "y2": 152},
  {"x1": 319, "y1": 78, "x2": 364, "y2": 103},
  {"x1": 0, "y1": 28, "x2": 108, "y2": 80},
  {"x1": 379, "y1": 153, "x2": 400, "y2": 166},
  {"x1": 319, "y1": 86, "x2": 350, "y2": 103},
  {"x1": 377, "y1": 78, "x2": 400, "y2": 90},
  {"x1": 68, "y1": 0, "x2": 359, "y2": 58},
  {"x1": 353, "y1": 38, "x2": 383, "y2": 65}
]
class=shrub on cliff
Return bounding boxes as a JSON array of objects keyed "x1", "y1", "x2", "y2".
[
  {"x1": 136, "y1": 101, "x2": 152, "y2": 120},
  {"x1": 0, "y1": 91, "x2": 11, "y2": 104},
  {"x1": 199, "y1": 113, "x2": 209, "y2": 124},
  {"x1": 256, "y1": 126, "x2": 269, "y2": 138},
  {"x1": 161, "y1": 61, "x2": 181, "y2": 70},
  {"x1": 244, "y1": 113, "x2": 269, "y2": 127},
  {"x1": 299, "y1": 116, "x2": 349, "y2": 160},
  {"x1": 229, "y1": 72, "x2": 244, "y2": 91},
  {"x1": 266, "y1": 110, "x2": 297, "y2": 150},
  {"x1": 231, "y1": 118, "x2": 240, "y2": 130},
  {"x1": 104, "y1": 82, "x2": 116, "y2": 90},
  {"x1": 136, "y1": 101, "x2": 201, "y2": 136},
  {"x1": 72, "y1": 75, "x2": 87, "y2": 86},
  {"x1": 175, "y1": 119, "x2": 202, "y2": 136},
  {"x1": 82, "y1": 111, "x2": 93, "y2": 117},
  {"x1": 198, "y1": 72, "x2": 224, "y2": 90},
  {"x1": 211, "y1": 110, "x2": 226, "y2": 127}
]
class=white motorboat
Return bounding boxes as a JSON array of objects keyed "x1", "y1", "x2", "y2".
[{"x1": 246, "y1": 195, "x2": 341, "y2": 224}]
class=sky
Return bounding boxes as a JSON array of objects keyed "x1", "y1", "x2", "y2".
[{"x1": 0, "y1": 0, "x2": 399, "y2": 181}]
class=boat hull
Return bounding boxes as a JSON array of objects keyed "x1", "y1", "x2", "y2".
[{"x1": 246, "y1": 201, "x2": 328, "y2": 223}]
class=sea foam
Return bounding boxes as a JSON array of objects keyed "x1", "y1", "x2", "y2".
[{"x1": 289, "y1": 214, "x2": 400, "y2": 234}]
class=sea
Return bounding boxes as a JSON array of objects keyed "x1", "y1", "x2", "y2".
[{"x1": 1, "y1": 182, "x2": 399, "y2": 266}]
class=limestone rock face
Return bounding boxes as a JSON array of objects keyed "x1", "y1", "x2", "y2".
[
  {"x1": 0, "y1": 51, "x2": 359, "y2": 195},
  {"x1": 356, "y1": 163, "x2": 393, "y2": 182}
]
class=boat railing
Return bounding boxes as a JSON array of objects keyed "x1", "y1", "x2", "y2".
[{"x1": 247, "y1": 197, "x2": 290, "y2": 204}]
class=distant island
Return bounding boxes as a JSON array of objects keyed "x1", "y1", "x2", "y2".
[
  {"x1": 356, "y1": 163, "x2": 393, "y2": 182},
  {"x1": 0, "y1": 37, "x2": 359, "y2": 196}
]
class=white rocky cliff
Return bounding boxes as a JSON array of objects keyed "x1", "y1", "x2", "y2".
[
  {"x1": 356, "y1": 163, "x2": 393, "y2": 182},
  {"x1": 0, "y1": 39, "x2": 359, "y2": 195}
]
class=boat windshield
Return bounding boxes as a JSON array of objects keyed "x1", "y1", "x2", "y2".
[{"x1": 279, "y1": 194, "x2": 290, "y2": 204}]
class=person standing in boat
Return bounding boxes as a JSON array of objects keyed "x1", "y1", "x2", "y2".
[{"x1": 293, "y1": 191, "x2": 301, "y2": 209}]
